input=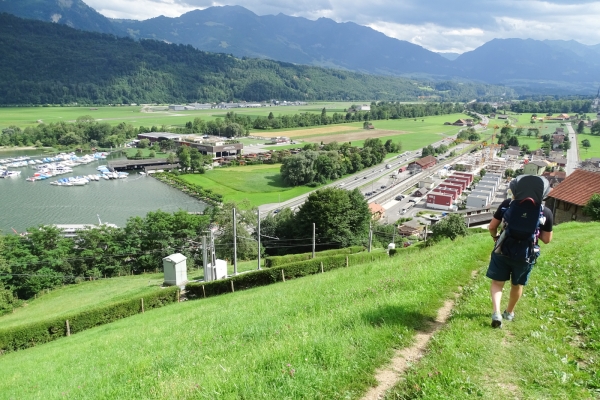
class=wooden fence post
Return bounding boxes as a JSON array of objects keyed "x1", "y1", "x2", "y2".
[
  {"x1": 141, "y1": 298, "x2": 144, "y2": 313},
  {"x1": 202, "y1": 285, "x2": 206, "y2": 298},
  {"x1": 346, "y1": 256, "x2": 349, "y2": 267},
  {"x1": 230, "y1": 281, "x2": 235, "y2": 293},
  {"x1": 281, "y1": 269, "x2": 286, "y2": 282},
  {"x1": 177, "y1": 290, "x2": 180, "y2": 303},
  {"x1": 65, "y1": 320, "x2": 71, "y2": 337},
  {"x1": 320, "y1": 262, "x2": 324, "y2": 273}
]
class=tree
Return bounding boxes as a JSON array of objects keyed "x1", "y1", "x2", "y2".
[
  {"x1": 506, "y1": 136, "x2": 519, "y2": 147},
  {"x1": 294, "y1": 188, "x2": 371, "y2": 249},
  {"x1": 577, "y1": 120, "x2": 585, "y2": 134},
  {"x1": 583, "y1": 194, "x2": 600, "y2": 221},
  {"x1": 138, "y1": 138, "x2": 150, "y2": 148},
  {"x1": 479, "y1": 168, "x2": 486, "y2": 177},
  {"x1": 582, "y1": 139, "x2": 591, "y2": 152},
  {"x1": 213, "y1": 202, "x2": 259, "y2": 261},
  {"x1": 280, "y1": 151, "x2": 318, "y2": 186},
  {"x1": 430, "y1": 214, "x2": 469, "y2": 242},
  {"x1": 176, "y1": 146, "x2": 191, "y2": 171},
  {"x1": 561, "y1": 140, "x2": 571, "y2": 150},
  {"x1": 167, "y1": 153, "x2": 176, "y2": 164},
  {"x1": 135, "y1": 149, "x2": 144, "y2": 158},
  {"x1": 148, "y1": 150, "x2": 156, "y2": 158},
  {"x1": 591, "y1": 121, "x2": 600, "y2": 136}
]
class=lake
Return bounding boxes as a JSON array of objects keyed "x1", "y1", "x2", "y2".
[{"x1": 0, "y1": 149, "x2": 207, "y2": 233}]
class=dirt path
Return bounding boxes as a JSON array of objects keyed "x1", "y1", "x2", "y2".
[{"x1": 361, "y1": 272, "x2": 478, "y2": 400}]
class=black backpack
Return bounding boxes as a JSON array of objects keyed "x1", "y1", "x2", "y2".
[{"x1": 499, "y1": 197, "x2": 542, "y2": 263}]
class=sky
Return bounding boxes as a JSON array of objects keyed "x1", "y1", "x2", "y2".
[{"x1": 84, "y1": 0, "x2": 600, "y2": 53}]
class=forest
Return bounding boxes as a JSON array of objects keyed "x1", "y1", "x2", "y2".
[{"x1": 0, "y1": 13, "x2": 514, "y2": 105}]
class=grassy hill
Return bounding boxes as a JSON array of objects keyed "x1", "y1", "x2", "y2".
[{"x1": 0, "y1": 223, "x2": 598, "y2": 398}]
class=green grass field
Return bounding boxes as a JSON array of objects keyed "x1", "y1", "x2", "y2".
[
  {"x1": 578, "y1": 132, "x2": 600, "y2": 159},
  {"x1": 1, "y1": 223, "x2": 598, "y2": 399},
  {"x1": 181, "y1": 164, "x2": 316, "y2": 206},
  {"x1": 0, "y1": 230, "x2": 491, "y2": 399}
]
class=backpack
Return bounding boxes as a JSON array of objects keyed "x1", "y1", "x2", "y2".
[{"x1": 498, "y1": 197, "x2": 543, "y2": 263}]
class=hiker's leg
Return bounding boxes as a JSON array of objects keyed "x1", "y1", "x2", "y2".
[
  {"x1": 490, "y1": 280, "x2": 505, "y2": 314},
  {"x1": 506, "y1": 284, "x2": 523, "y2": 314}
]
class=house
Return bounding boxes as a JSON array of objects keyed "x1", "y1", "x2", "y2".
[
  {"x1": 413, "y1": 155, "x2": 437, "y2": 170},
  {"x1": 465, "y1": 194, "x2": 489, "y2": 208},
  {"x1": 542, "y1": 171, "x2": 567, "y2": 188},
  {"x1": 368, "y1": 203, "x2": 385, "y2": 221},
  {"x1": 552, "y1": 134, "x2": 565, "y2": 150},
  {"x1": 489, "y1": 113, "x2": 496, "y2": 118},
  {"x1": 452, "y1": 119, "x2": 473, "y2": 126},
  {"x1": 545, "y1": 169, "x2": 600, "y2": 223},
  {"x1": 452, "y1": 172, "x2": 474, "y2": 185},
  {"x1": 505, "y1": 149, "x2": 520, "y2": 159},
  {"x1": 168, "y1": 105, "x2": 185, "y2": 111},
  {"x1": 418, "y1": 178, "x2": 436, "y2": 189},
  {"x1": 426, "y1": 192, "x2": 455, "y2": 210},
  {"x1": 497, "y1": 115, "x2": 509, "y2": 119},
  {"x1": 523, "y1": 160, "x2": 549, "y2": 176},
  {"x1": 547, "y1": 157, "x2": 567, "y2": 168},
  {"x1": 398, "y1": 219, "x2": 425, "y2": 237},
  {"x1": 438, "y1": 183, "x2": 463, "y2": 196},
  {"x1": 531, "y1": 149, "x2": 545, "y2": 157},
  {"x1": 414, "y1": 188, "x2": 430, "y2": 197}
]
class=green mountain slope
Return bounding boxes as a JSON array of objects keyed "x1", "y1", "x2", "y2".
[{"x1": 0, "y1": 13, "x2": 513, "y2": 105}]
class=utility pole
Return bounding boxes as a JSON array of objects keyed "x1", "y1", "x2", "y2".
[
  {"x1": 202, "y1": 235, "x2": 208, "y2": 281},
  {"x1": 312, "y1": 223, "x2": 316, "y2": 259},
  {"x1": 233, "y1": 208, "x2": 238, "y2": 276},
  {"x1": 257, "y1": 209, "x2": 261, "y2": 270},
  {"x1": 392, "y1": 224, "x2": 396, "y2": 244},
  {"x1": 368, "y1": 222, "x2": 372, "y2": 253}
]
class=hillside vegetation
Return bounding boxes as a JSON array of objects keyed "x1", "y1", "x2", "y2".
[
  {"x1": 1, "y1": 223, "x2": 598, "y2": 398},
  {"x1": 0, "y1": 13, "x2": 512, "y2": 105}
]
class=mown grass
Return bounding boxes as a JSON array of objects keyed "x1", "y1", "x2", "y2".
[
  {"x1": 0, "y1": 232, "x2": 491, "y2": 399},
  {"x1": 180, "y1": 164, "x2": 316, "y2": 206},
  {"x1": 577, "y1": 131, "x2": 600, "y2": 159},
  {"x1": 0, "y1": 273, "x2": 165, "y2": 329},
  {"x1": 385, "y1": 222, "x2": 600, "y2": 399}
]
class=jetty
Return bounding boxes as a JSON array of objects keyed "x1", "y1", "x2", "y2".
[{"x1": 108, "y1": 159, "x2": 180, "y2": 172}]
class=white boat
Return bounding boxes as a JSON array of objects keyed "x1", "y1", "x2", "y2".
[
  {"x1": 139, "y1": 172, "x2": 146, "y2": 176},
  {"x1": 0, "y1": 170, "x2": 21, "y2": 178}
]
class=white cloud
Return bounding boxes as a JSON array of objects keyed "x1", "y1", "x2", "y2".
[{"x1": 83, "y1": 0, "x2": 600, "y2": 51}]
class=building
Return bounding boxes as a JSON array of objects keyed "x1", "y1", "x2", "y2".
[
  {"x1": 545, "y1": 169, "x2": 600, "y2": 223},
  {"x1": 547, "y1": 157, "x2": 567, "y2": 169},
  {"x1": 411, "y1": 155, "x2": 437, "y2": 170},
  {"x1": 368, "y1": 203, "x2": 385, "y2": 221},
  {"x1": 53, "y1": 223, "x2": 118, "y2": 238},
  {"x1": 437, "y1": 184, "x2": 462, "y2": 197},
  {"x1": 414, "y1": 188, "x2": 430, "y2": 197},
  {"x1": 418, "y1": 178, "x2": 436, "y2": 190},
  {"x1": 426, "y1": 192, "x2": 456, "y2": 211},
  {"x1": 168, "y1": 105, "x2": 185, "y2": 111},
  {"x1": 466, "y1": 194, "x2": 489, "y2": 208},
  {"x1": 523, "y1": 160, "x2": 548, "y2": 176},
  {"x1": 137, "y1": 132, "x2": 243, "y2": 158},
  {"x1": 505, "y1": 149, "x2": 520, "y2": 160},
  {"x1": 542, "y1": 170, "x2": 567, "y2": 188},
  {"x1": 398, "y1": 220, "x2": 425, "y2": 237},
  {"x1": 452, "y1": 172, "x2": 474, "y2": 185},
  {"x1": 444, "y1": 178, "x2": 468, "y2": 191}
]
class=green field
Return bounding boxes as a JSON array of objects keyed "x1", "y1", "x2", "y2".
[
  {"x1": 181, "y1": 164, "x2": 316, "y2": 206},
  {"x1": 1, "y1": 223, "x2": 598, "y2": 399},
  {"x1": 577, "y1": 131, "x2": 600, "y2": 159},
  {"x1": 0, "y1": 102, "x2": 356, "y2": 130}
]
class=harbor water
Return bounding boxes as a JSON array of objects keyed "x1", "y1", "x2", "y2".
[{"x1": 0, "y1": 149, "x2": 207, "y2": 233}]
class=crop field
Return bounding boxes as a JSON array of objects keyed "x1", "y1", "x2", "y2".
[
  {"x1": 181, "y1": 164, "x2": 315, "y2": 206},
  {"x1": 279, "y1": 124, "x2": 359, "y2": 138}
]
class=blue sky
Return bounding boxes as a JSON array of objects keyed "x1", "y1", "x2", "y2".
[{"x1": 84, "y1": 0, "x2": 600, "y2": 53}]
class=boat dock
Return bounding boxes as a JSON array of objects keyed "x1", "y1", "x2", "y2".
[{"x1": 108, "y1": 159, "x2": 180, "y2": 172}]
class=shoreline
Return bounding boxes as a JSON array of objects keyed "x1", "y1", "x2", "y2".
[{"x1": 0, "y1": 146, "x2": 38, "y2": 152}]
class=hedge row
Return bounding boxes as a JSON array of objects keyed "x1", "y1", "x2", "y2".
[
  {"x1": 152, "y1": 172, "x2": 222, "y2": 206},
  {"x1": 186, "y1": 250, "x2": 389, "y2": 299},
  {"x1": 0, "y1": 287, "x2": 179, "y2": 354},
  {"x1": 264, "y1": 246, "x2": 365, "y2": 268}
]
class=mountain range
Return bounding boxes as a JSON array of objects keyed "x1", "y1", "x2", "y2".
[{"x1": 1, "y1": 0, "x2": 599, "y2": 94}]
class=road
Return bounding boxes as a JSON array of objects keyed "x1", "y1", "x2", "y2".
[{"x1": 565, "y1": 123, "x2": 579, "y2": 175}]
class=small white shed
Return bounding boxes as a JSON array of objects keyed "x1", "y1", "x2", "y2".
[
  {"x1": 163, "y1": 253, "x2": 188, "y2": 287},
  {"x1": 205, "y1": 259, "x2": 228, "y2": 282}
]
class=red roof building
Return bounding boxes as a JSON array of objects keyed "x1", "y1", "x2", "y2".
[
  {"x1": 414, "y1": 155, "x2": 437, "y2": 170},
  {"x1": 546, "y1": 169, "x2": 600, "y2": 223}
]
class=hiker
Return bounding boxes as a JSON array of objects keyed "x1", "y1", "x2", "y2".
[{"x1": 487, "y1": 175, "x2": 553, "y2": 328}]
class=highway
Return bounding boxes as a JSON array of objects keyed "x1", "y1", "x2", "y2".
[{"x1": 565, "y1": 122, "x2": 579, "y2": 175}]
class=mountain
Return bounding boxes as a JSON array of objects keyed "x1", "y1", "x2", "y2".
[
  {"x1": 0, "y1": 13, "x2": 512, "y2": 105},
  {"x1": 113, "y1": 5, "x2": 458, "y2": 78},
  {"x1": 438, "y1": 52, "x2": 461, "y2": 61},
  {"x1": 453, "y1": 38, "x2": 600, "y2": 93},
  {"x1": 0, "y1": 0, "x2": 121, "y2": 35}
]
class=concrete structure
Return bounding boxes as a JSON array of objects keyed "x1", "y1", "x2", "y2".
[
  {"x1": 545, "y1": 169, "x2": 600, "y2": 223},
  {"x1": 426, "y1": 192, "x2": 456, "y2": 210},
  {"x1": 418, "y1": 178, "x2": 436, "y2": 189},
  {"x1": 470, "y1": 190, "x2": 492, "y2": 204},
  {"x1": 474, "y1": 182, "x2": 496, "y2": 195},
  {"x1": 163, "y1": 253, "x2": 188, "y2": 287},
  {"x1": 205, "y1": 259, "x2": 228, "y2": 282}
]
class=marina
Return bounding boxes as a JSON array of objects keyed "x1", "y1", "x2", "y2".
[{"x1": 0, "y1": 149, "x2": 207, "y2": 233}]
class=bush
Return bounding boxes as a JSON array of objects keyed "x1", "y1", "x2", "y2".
[
  {"x1": 187, "y1": 251, "x2": 389, "y2": 299},
  {"x1": 264, "y1": 246, "x2": 365, "y2": 268},
  {"x1": 0, "y1": 287, "x2": 179, "y2": 354}
]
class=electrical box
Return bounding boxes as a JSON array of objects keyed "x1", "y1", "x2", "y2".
[
  {"x1": 205, "y1": 259, "x2": 228, "y2": 282},
  {"x1": 163, "y1": 253, "x2": 188, "y2": 287}
]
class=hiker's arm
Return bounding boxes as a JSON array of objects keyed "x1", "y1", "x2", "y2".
[
  {"x1": 539, "y1": 230, "x2": 552, "y2": 244},
  {"x1": 489, "y1": 217, "x2": 501, "y2": 239}
]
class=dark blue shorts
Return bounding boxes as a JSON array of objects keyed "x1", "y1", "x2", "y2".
[{"x1": 486, "y1": 252, "x2": 534, "y2": 286}]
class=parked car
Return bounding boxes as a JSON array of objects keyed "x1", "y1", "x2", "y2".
[{"x1": 395, "y1": 195, "x2": 405, "y2": 201}]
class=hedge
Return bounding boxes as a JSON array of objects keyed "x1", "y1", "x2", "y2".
[
  {"x1": 186, "y1": 250, "x2": 389, "y2": 299},
  {"x1": 0, "y1": 287, "x2": 179, "y2": 354},
  {"x1": 264, "y1": 246, "x2": 365, "y2": 268}
]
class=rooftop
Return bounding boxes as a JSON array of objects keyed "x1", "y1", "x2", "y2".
[{"x1": 547, "y1": 169, "x2": 600, "y2": 206}]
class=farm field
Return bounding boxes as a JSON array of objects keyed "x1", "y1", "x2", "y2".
[
  {"x1": 577, "y1": 131, "x2": 600, "y2": 159},
  {"x1": 0, "y1": 102, "x2": 354, "y2": 129},
  {"x1": 180, "y1": 164, "x2": 316, "y2": 207},
  {"x1": 0, "y1": 231, "x2": 491, "y2": 399},
  {"x1": 2, "y1": 223, "x2": 598, "y2": 399}
]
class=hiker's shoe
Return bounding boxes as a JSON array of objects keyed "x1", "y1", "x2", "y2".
[
  {"x1": 491, "y1": 312, "x2": 502, "y2": 329},
  {"x1": 502, "y1": 310, "x2": 515, "y2": 322}
]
